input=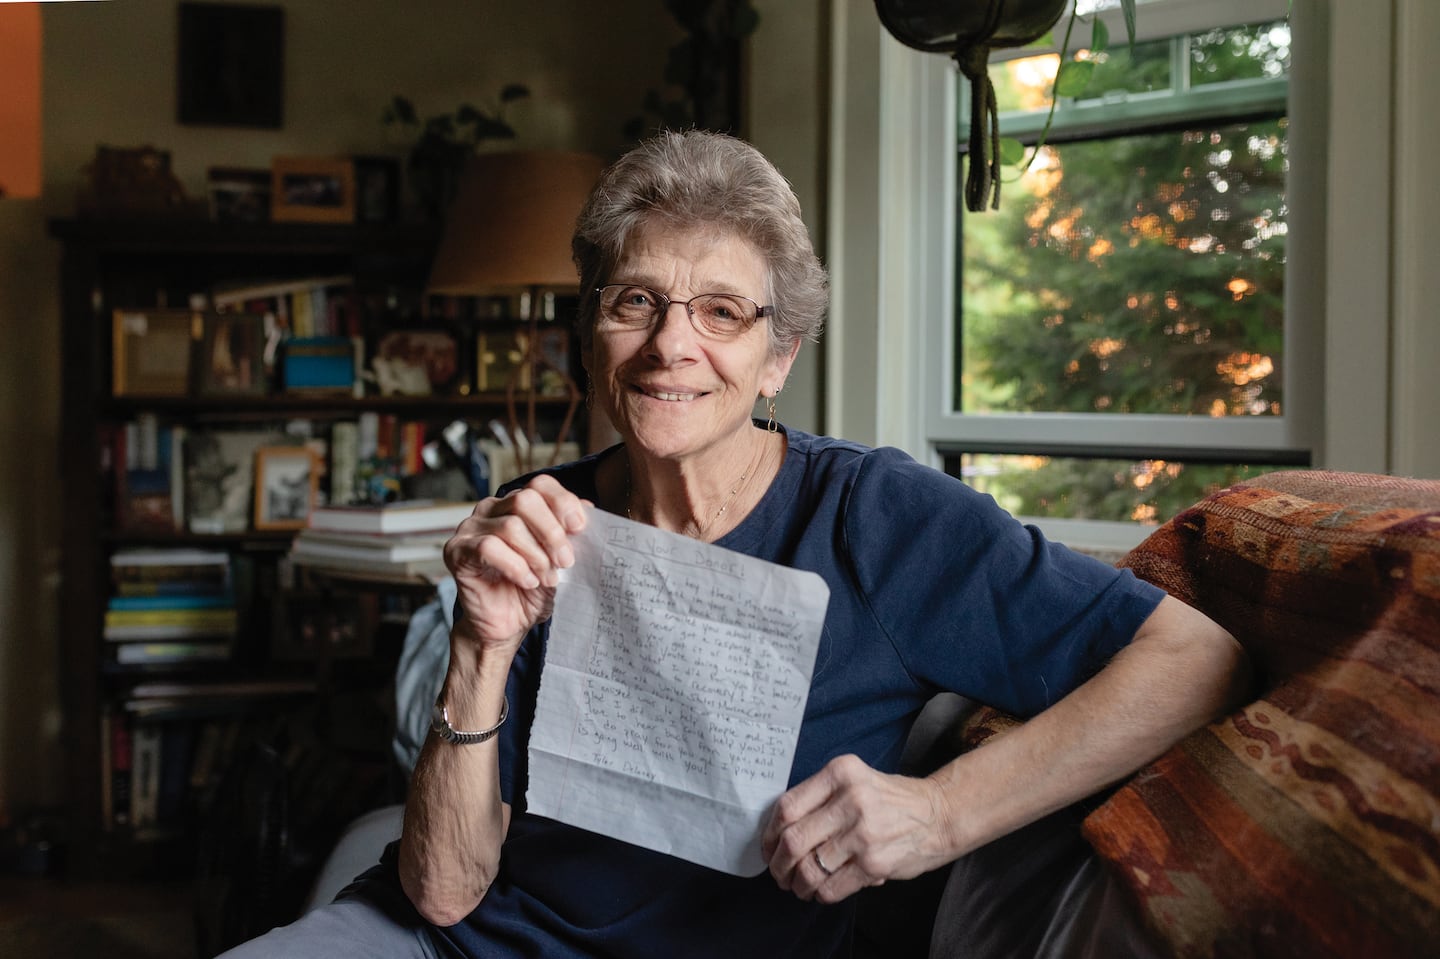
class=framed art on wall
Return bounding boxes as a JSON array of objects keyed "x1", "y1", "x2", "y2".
[{"x1": 177, "y1": 3, "x2": 285, "y2": 128}]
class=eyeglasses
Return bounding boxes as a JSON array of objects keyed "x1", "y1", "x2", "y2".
[{"x1": 594, "y1": 284, "x2": 774, "y2": 339}]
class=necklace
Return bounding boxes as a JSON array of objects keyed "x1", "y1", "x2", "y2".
[{"x1": 625, "y1": 439, "x2": 769, "y2": 541}]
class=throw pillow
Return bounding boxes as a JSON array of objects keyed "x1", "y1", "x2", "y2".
[{"x1": 1082, "y1": 470, "x2": 1440, "y2": 958}]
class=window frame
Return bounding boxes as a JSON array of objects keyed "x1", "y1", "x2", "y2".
[{"x1": 889, "y1": 0, "x2": 1314, "y2": 548}]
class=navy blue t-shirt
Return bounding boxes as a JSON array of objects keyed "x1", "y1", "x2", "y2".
[{"x1": 381, "y1": 426, "x2": 1165, "y2": 958}]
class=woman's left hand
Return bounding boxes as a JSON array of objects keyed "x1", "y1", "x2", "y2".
[{"x1": 760, "y1": 754, "x2": 956, "y2": 903}]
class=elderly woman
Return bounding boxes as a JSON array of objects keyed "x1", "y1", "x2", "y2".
[{"x1": 220, "y1": 131, "x2": 1247, "y2": 958}]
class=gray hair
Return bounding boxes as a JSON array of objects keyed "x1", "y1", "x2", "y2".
[{"x1": 572, "y1": 130, "x2": 828, "y2": 356}]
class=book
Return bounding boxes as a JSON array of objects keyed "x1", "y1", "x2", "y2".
[
  {"x1": 103, "y1": 604, "x2": 238, "y2": 642},
  {"x1": 290, "y1": 537, "x2": 443, "y2": 564},
  {"x1": 130, "y1": 724, "x2": 163, "y2": 828},
  {"x1": 107, "y1": 594, "x2": 234, "y2": 611},
  {"x1": 110, "y1": 547, "x2": 231, "y2": 568},
  {"x1": 104, "y1": 607, "x2": 238, "y2": 627},
  {"x1": 157, "y1": 723, "x2": 197, "y2": 824},
  {"x1": 118, "y1": 413, "x2": 177, "y2": 532},
  {"x1": 168, "y1": 424, "x2": 187, "y2": 530},
  {"x1": 106, "y1": 711, "x2": 133, "y2": 829},
  {"x1": 100, "y1": 710, "x2": 113, "y2": 827},
  {"x1": 297, "y1": 528, "x2": 449, "y2": 549},
  {"x1": 110, "y1": 547, "x2": 233, "y2": 595},
  {"x1": 113, "y1": 578, "x2": 233, "y2": 598},
  {"x1": 287, "y1": 556, "x2": 449, "y2": 585},
  {"x1": 210, "y1": 274, "x2": 353, "y2": 309},
  {"x1": 187, "y1": 720, "x2": 226, "y2": 804},
  {"x1": 130, "y1": 678, "x2": 317, "y2": 700},
  {"x1": 306, "y1": 499, "x2": 474, "y2": 535},
  {"x1": 282, "y1": 336, "x2": 356, "y2": 392},
  {"x1": 113, "y1": 641, "x2": 233, "y2": 664},
  {"x1": 329, "y1": 420, "x2": 359, "y2": 504},
  {"x1": 104, "y1": 622, "x2": 237, "y2": 642}
]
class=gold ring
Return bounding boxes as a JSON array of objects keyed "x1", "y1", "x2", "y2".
[{"x1": 814, "y1": 849, "x2": 835, "y2": 876}]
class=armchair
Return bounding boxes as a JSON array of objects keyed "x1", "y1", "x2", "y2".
[
  {"x1": 306, "y1": 470, "x2": 1440, "y2": 958},
  {"x1": 932, "y1": 470, "x2": 1440, "y2": 958}
]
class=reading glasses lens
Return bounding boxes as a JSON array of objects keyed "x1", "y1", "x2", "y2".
[{"x1": 597, "y1": 285, "x2": 765, "y2": 337}]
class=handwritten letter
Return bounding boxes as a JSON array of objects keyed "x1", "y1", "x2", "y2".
[{"x1": 527, "y1": 507, "x2": 829, "y2": 875}]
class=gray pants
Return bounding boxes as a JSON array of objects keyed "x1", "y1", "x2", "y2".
[{"x1": 214, "y1": 878, "x2": 454, "y2": 959}]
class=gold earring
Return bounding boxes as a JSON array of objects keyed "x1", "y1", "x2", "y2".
[{"x1": 766, "y1": 387, "x2": 780, "y2": 433}]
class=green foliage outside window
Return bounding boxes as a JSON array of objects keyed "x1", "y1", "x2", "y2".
[{"x1": 953, "y1": 21, "x2": 1294, "y2": 525}]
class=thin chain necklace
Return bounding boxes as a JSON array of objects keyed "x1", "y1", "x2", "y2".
[{"x1": 626, "y1": 438, "x2": 768, "y2": 541}]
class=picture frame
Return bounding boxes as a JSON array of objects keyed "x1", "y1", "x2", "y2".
[
  {"x1": 112, "y1": 309, "x2": 198, "y2": 398},
  {"x1": 376, "y1": 329, "x2": 460, "y2": 395},
  {"x1": 185, "y1": 428, "x2": 287, "y2": 533},
  {"x1": 177, "y1": 3, "x2": 285, "y2": 129},
  {"x1": 270, "y1": 156, "x2": 355, "y2": 223},
  {"x1": 207, "y1": 166, "x2": 271, "y2": 223},
  {"x1": 253, "y1": 446, "x2": 319, "y2": 530},
  {"x1": 194, "y1": 311, "x2": 268, "y2": 397},
  {"x1": 475, "y1": 328, "x2": 531, "y2": 394}
]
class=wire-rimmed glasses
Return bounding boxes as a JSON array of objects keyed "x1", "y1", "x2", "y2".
[{"x1": 595, "y1": 284, "x2": 774, "y2": 339}]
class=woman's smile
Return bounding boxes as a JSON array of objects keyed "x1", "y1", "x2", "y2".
[{"x1": 634, "y1": 386, "x2": 704, "y2": 402}]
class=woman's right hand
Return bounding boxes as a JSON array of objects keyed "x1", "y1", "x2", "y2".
[{"x1": 442, "y1": 475, "x2": 589, "y2": 655}]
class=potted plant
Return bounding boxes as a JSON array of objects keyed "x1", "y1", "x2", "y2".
[{"x1": 382, "y1": 84, "x2": 532, "y2": 221}]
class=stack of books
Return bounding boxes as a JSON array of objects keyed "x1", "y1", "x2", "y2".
[
  {"x1": 289, "y1": 500, "x2": 475, "y2": 583},
  {"x1": 106, "y1": 548, "x2": 237, "y2": 665}
]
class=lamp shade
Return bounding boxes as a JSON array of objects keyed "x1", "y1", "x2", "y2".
[{"x1": 426, "y1": 150, "x2": 606, "y2": 295}]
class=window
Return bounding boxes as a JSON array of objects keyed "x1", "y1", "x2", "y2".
[{"x1": 930, "y1": 0, "x2": 1307, "y2": 543}]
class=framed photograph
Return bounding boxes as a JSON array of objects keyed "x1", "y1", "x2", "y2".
[
  {"x1": 270, "y1": 156, "x2": 355, "y2": 223},
  {"x1": 376, "y1": 329, "x2": 460, "y2": 395},
  {"x1": 194, "y1": 311, "x2": 268, "y2": 397},
  {"x1": 207, "y1": 166, "x2": 271, "y2": 223},
  {"x1": 254, "y1": 446, "x2": 319, "y2": 530},
  {"x1": 185, "y1": 428, "x2": 287, "y2": 533},
  {"x1": 112, "y1": 309, "x2": 198, "y2": 398},
  {"x1": 476, "y1": 329, "x2": 531, "y2": 393},
  {"x1": 177, "y1": 3, "x2": 284, "y2": 129}
]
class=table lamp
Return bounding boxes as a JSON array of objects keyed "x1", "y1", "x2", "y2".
[{"x1": 427, "y1": 150, "x2": 606, "y2": 470}]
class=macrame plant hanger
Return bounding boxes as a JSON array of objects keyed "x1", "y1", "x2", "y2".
[
  {"x1": 956, "y1": 2, "x2": 1006, "y2": 211},
  {"x1": 872, "y1": 0, "x2": 1070, "y2": 212}
]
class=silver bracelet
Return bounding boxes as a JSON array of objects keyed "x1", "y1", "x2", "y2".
[{"x1": 431, "y1": 695, "x2": 509, "y2": 745}]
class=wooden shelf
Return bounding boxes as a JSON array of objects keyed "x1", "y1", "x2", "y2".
[
  {"x1": 100, "y1": 392, "x2": 574, "y2": 420},
  {"x1": 53, "y1": 214, "x2": 582, "y2": 884},
  {"x1": 49, "y1": 217, "x2": 440, "y2": 258}
]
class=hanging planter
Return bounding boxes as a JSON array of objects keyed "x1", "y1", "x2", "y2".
[{"x1": 874, "y1": 0, "x2": 1135, "y2": 212}]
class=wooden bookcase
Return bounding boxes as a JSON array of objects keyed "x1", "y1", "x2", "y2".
[{"x1": 50, "y1": 217, "x2": 584, "y2": 892}]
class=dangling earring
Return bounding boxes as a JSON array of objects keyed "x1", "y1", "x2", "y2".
[
  {"x1": 584, "y1": 379, "x2": 595, "y2": 410},
  {"x1": 766, "y1": 387, "x2": 781, "y2": 433}
]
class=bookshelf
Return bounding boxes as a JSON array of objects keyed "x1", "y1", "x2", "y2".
[{"x1": 51, "y1": 216, "x2": 586, "y2": 888}]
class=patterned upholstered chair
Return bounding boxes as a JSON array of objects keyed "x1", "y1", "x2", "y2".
[{"x1": 930, "y1": 470, "x2": 1440, "y2": 958}]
